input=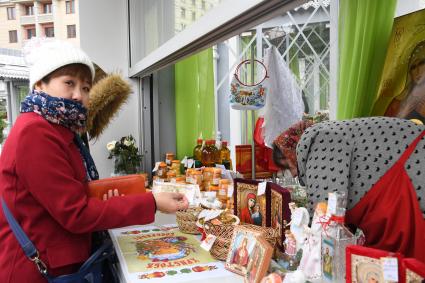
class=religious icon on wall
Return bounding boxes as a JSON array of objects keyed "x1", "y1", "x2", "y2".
[
  {"x1": 372, "y1": 8, "x2": 425, "y2": 123},
  {"x1": 234, "y1": 179, "x2": 267, "y2": 227},
  {"x1": 225, "y1": 226, "x2": 263, "y2": 275}
]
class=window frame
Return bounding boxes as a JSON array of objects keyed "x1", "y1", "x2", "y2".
[
  {"x1": 8, "y1": 30, "x2": 18, "y2": 43},
  {"x1": 45, "y1": 26, "x2": 54, "y2": 37},
  {"x1": 25, "y1": 5, "x2": 34, "y2": 16},
  {"x1": 128, "y1": 0, "x2": 303, "y2": 77},
  {"x1": 26, "y1": 28, "x2": 36, "y2": 39},
  {"x1": 7, "y1": 7, "x2": 16, "y2": 20},
  {"x1": 66, "y1": 0, "x2": 75, "y2": 14},
  {"x1": 67, "y1": 24, "x2": 76, "y2": 38},
  {"x1": 43, "y1": 3, "x2": 52, "y2": 14}
]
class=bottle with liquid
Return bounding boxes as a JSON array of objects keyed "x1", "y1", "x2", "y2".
[
  {"x1": 201, "y1": 140, "x2": 216, "y2": 167},
  {"x1": 193, "y1": 138, "x2": 203, "y2": 163},
  {"x1": 321, "y1": 191, "x2": 356, "y2": 283},
  {"x1": 219, "y1": 141, "x2": 232, "y2": 169}
]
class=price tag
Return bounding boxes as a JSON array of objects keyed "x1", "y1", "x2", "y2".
[
  {"x1": 187, "y1": 159, "x2": 194, "y2": 168},
  {"x1": 381, "y1": 257, "x2": 398, "y2": 282},
  {"x1": 152, "y1": 162, "x2": 161, "y2": 172},
  {"x1": 200, "y1": 234, "x2": 217, "y2": 251},
  {"x1": 327, "y1": 193, "x2": 337, "y2": 215},
  {"x1": 257, "y1": 182, "x2": 267, "y2": 196}
]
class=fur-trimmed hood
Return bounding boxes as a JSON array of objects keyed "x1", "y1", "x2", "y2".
[{"x1": 87, "y1": 73, "x2": 132, "y2": 139}]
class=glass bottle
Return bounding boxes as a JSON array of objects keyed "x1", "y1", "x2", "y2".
[
  {"x1": 219, "y1": 141, "x2": 232, "y2": 169},
  {"x1": 201, "y1": 140, "x2": 216, "y2": 167},
  {"x1": 321, "y1": 191, "x2": 356, "y2": 283},
  {"x1": 193, "y1": 138, "x2": 203, "y2": 162}
]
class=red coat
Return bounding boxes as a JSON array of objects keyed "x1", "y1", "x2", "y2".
[{"x1": 0, "y1": 113, "x2": 156, "y2": 282}]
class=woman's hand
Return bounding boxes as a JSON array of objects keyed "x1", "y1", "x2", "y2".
[
  {"x1": 102, "y1": 189, "x2": 124, "y2": 201},
  {"x1": 153, "y1": 192, "x2": 189, "y2": 213}
]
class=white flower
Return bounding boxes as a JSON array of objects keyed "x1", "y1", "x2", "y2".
[
  {"x1": 107, "y1": 141, "x2": 116, "y2": 151},
  {"x1": 124, "y1": 139, "x2": 133, "y2": 147}
]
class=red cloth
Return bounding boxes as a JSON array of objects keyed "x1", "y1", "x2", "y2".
[
  {"x1": 0, "y1": 113, "x2": 156, "y2": 282},
  {"x1": 253, "y1": 117, "x2": 279, "y2": 172},
  {"x1": 346, "y1": 131, "x2": 425, "y2": 263}
]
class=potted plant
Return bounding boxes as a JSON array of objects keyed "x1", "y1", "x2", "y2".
[{"x1": 107, "y1": 135, "x2": 143, "y2": 175}]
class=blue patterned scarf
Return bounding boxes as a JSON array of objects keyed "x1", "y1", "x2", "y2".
[{"x1": 21, "y1": 90, "x2": 99, "y2": 181}]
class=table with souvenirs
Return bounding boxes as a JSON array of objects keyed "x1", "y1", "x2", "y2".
[{"x1": 109, "y1": 149, "x2": 425, "y2": 283}]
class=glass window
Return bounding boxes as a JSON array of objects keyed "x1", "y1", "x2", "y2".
[
  {"x1": 27, "y1": 28, "x2": 36, "y2": 39},
  {"x1": 43, "y1": 3, "x2": 52, "y2": 14},
  {"x1": 66, "y1": 0, "x2": 75, "y2": 14},
  {"x1": 192, "y1": 0, "x2": 196, "y2": 6},
  {"x1": 67, "y1": 24, "x2": 76, "y2": 38},
  {"x1": 192, "y1": 11, "x2": 196, "y2": 21},
  {"x1": 202, "y1": 0, "x2": 205, "y2": 9},
  {"x1": 7, "y1": 7, "x2": 15, "y2": 20},
  {"x1": 129, "y1": 0, "x2": 223, "y2": 65},
  {"x1": 45, "y1": 26, "x2": 54, "y2": 37},
  {"x1": 8, "y1": 30, "x2": 17, "y2": 43},
  {"x1": 25, "y1": 5, "x2": 34, "y2": 16}
]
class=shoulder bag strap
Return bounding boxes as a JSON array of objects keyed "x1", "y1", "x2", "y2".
[{"x1": 1, "y1": 198, "x2": 49, "y2": 277}]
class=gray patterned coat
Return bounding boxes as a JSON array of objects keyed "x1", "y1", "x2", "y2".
[{"x1": 296, "y1": 116, "x2": 425, "y2": 217}]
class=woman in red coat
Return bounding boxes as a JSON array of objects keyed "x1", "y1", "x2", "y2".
[{"x1": 0, "y1": 38, "x2": 188, "y2": 282}]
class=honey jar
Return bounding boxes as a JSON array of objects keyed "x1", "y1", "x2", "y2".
[
  {"x1": 211, "y1": 168, "x2": 222, "y2": 186},
  {"x1": 218, "y1": 179, "x2": 232, "y2": 206},
  {"x1": 171, "y1": 160, "x2": 181, "y2": 176},
  {"x1": 165, "y1": 153, "x2": 174, "y2": 166},
  {"x1": 157, "y1": 162, "x2": 167, "y2": 179}
]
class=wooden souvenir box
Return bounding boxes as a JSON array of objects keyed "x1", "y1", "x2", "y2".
[
  {"x1": 267, "y1": 182, "x2": 292, "y2": 250},
  {"x1": 235, "y1": 145, "x2": 273, "y2": 179}
]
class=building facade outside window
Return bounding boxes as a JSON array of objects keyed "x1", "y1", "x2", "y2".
[
  {"x1": 25, "y1": 5, "x2": 34, "y2": 16},
  {"x1": 43, "y1": 3, "x2": 52, "y2": 14},
  {"x1": 192, "y1": 11, "x2": 196, "y2": 21},
  {"x1": 26, "y1": 28, "x2": 36, "y2": 39},
  {"x1": 8, "y1": 30, "x2": 17, "y2": 43},
  {"x1": 7, "y1": 7, "x2": 15, "y2": 20},
  {"x1": 66, "y1": 0, "x2": 75, "y2": 14},
  {"x1": 45, "y1": 26, "x2": 54, "y2": 37},
  {"x1": 181, "y1": 7, "x2": 186, "y2": 18},
  {"x1": 67, "y1": 24, "x2": 76, "y2": 38}
]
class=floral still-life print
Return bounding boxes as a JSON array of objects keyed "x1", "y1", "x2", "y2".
[
  {"x1": 136, "y1": 236, "x2": 196, "y2": 261},
  {"x1": 20, "y1": 90, "x2": 87, "y2": 133},
  {"x1": 107, "y1": 135, "x2": 143, "y2": 175}
]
